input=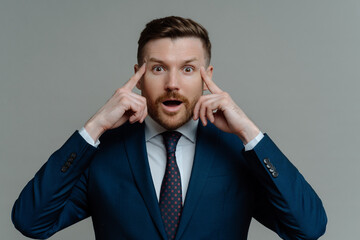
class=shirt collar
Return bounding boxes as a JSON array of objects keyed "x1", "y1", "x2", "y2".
[{"x1": 144, "y1": 116, "x2": 198, "y2": 143}]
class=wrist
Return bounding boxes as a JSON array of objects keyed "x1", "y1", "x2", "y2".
[
  {"x1": 236, "y1": 121, "x2": 260, "y2": 145},
  {"x1": 84, "y1": 119, "x2": 106, "y2": 142}
]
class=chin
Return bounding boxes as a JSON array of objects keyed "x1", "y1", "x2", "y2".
[{"x1": 152, "y1": 111, "x2": 192, "y2": 130}]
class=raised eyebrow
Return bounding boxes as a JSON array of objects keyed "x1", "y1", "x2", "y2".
[
  {"x1": 183, "y1": 58, "x2": 198, "y2": 65},
  {"x1": 148, "y1": 57, "x2": 199, "y2": 65},
  {"x1": 148, "y1": 57, "x2": 165, "y2": 64}
]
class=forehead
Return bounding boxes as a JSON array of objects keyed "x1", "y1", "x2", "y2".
[{"x1": 143, "y1": 37, "x2": 206, "y2": 64}]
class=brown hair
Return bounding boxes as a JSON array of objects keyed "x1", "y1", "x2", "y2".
[{"x1": 137, "y1": 16, "x2": 211, "y2": 65}]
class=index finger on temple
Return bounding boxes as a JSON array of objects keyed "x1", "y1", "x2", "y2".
[
  {"x1": 124, "y1": 63, "x2": 147, "y2": 90},
  {"x1": 200, "y1": 67, "x2": 222, "y2": 94}
]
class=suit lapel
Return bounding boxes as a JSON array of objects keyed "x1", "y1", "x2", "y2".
[
  {"x1": 124, "y1": 123, "x2": 167, "y2": 240},
  {"x1": 175, "y1": 123, "x2": 220, "y2": 240}
]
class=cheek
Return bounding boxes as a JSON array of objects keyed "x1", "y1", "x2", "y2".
[
  {"x1": 184, "y1": 75, "x2": 203, "y2": 92},
  {"x1": 141, "y1": 75, "x2": 163, "y2": 98},
  {"x1": 143, "y1": 72, "x2": 164, "y2": 86}
]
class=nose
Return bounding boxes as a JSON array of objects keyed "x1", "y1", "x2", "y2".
[{"x1": 164, "y1": 70, "x2": 179, "y2": 91}]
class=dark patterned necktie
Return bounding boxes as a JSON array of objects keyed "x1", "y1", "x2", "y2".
[{"x1": 159, "y1": 131, "x2": 182, "y2": 240}]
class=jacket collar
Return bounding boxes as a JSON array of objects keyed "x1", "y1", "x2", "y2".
[{"x1": 124, "y1": 121, "x2": 220, "y2": 240}]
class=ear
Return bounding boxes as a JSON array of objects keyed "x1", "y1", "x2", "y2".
[
  {"x1": 134, "y1": 64, "x2": 142, "y2": 90},
  {"x1": 203, "y1": 65, "x2": 214, "y2": 91}
]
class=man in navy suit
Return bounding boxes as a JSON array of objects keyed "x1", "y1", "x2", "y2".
[{"x1": 12, "y1": 16, "x2": 327, "y2": 239}]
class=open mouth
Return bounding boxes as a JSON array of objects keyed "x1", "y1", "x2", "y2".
[
  {"x1": 161, "y1": 99, "x2": 183, "y2": 113},
  {"x1": 163, "y1": 100, "x2": 183, "y2": 106}
]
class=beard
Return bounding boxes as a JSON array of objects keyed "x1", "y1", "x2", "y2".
[{"x1": 147, "y1": 91, "x2": 200, "y2": 130}]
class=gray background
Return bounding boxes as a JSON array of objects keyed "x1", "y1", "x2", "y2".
[{"x1": 1, "y1": 0, "x2": 359, "y2": 239}]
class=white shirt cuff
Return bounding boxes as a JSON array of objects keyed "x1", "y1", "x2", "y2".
[
  {"x1": 244, "y1": 132, "x2": 264, "y2": 151},
  {"x1": 78, "y1": 127, "x2": 100, "y2": 148}
]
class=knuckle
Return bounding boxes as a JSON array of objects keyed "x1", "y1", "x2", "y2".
[
  {"x1": 114, "y1": 88, "x2": 121, "y2": 94},
  {"x1": 198, "y1": 95, "x2": 206, "y2": 102},
  {"x1": 133, "y1": 103, "x2": 140, "y2": 111},
  {"x1": 140, "y1": 96, "x2": 147, "y2": 103},
  {"x1": 222, "y1": 92, "x2": 230, "y2": 98},
  {"x1": 118, "y1": 94, "x2": 128, "y2": 103},
  {"x1": 115, "y1": 88, "x2": 125, "y2": 95}
]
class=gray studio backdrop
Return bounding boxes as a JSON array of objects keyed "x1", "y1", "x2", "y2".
[{"x1": 1, "y1": 0, "x2": 359, "y2": 239}]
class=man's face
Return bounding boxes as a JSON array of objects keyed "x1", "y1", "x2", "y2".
[{"x1": 136, "y1": 37, "x2": 213, "y2": 130}]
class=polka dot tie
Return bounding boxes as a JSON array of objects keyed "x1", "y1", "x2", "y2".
[{"x1": 159, "y1": 131, "x2": 182, "y2": 240}]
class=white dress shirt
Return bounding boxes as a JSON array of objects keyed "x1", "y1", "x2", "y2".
[
  {"x1": 79, "y1": 117, "x2": 264, "y2": 205},
  {"x1": 144, "y1": 117, "x2": 198, "y2": 204}
]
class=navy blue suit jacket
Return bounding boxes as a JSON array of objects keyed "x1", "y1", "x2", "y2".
[{"x1": 12, "y1": 122, "x2": 327, "y2": 239}]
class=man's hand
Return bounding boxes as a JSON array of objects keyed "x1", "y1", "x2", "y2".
[
  {"x1": 84, "y1": 64, "x2": 147, "y2": 141},
  {"x1": 193, "y1": 67, "x2": 260, "y2": 144}
]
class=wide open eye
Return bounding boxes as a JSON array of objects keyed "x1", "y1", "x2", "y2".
[
  {"x1": 183, "y1": 66, "x2": 194, "y2": 73},
  {"x1": 152, "y1": 65, "x2": 165, "y2": 73}
]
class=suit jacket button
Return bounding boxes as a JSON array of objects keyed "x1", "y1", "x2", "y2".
[
  {"x1": 266, "y1": 161, "x2": 274, "y2": 168},
  {"x1": 70, "y1": 153, "x2": 77, "y2": 159},
  {"x1": 263, "y1": 158, "x2": 270, "y2": 164},
  {"x1": 61, "y1": 166, "x2": 68, "y2": 172},
  {"x1": 272, "y1": 171, "x2": 279, "y2": 178}
]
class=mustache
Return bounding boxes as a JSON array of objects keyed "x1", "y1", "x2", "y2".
[{"x1": 155, "y1": 91, "x2": 190, "y2": 106}]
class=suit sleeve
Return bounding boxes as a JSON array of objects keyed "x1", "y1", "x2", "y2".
[
  {"x1": 243, "y1": 134, "x2": 327, "y2": 240},
  {"x1": 12, "y1": 131, "x2": 98, "y2": 239}
]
